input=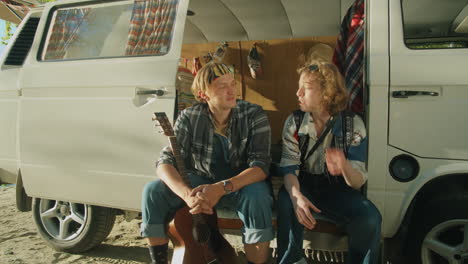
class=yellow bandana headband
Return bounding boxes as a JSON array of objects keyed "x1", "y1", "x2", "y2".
[{"x1": 208, "y1": 63, "x2": 233, "y2": 84}]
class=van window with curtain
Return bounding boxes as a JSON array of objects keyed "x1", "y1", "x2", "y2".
[
  {"x1": 41, "y1": 0, "x2": 179, "y2": 61},
  {"x1": 402, "y1": 0, "x2": 468, "y2": 49}
]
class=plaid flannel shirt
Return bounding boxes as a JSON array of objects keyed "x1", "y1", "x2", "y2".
[
  {"x1": 333, "y1": 0, "x2": 365, "y2": 113},
  {"x1": 156, "y1": 100, "x2": 271, "y2": 178}
]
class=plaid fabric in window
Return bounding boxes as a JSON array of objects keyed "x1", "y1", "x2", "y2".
[
  {"x1": 44, "y1": 8, "x2": 91, "y2": 60},
  {"x1": 125, "y1": 0, "x2": 178, "y2": 56}
]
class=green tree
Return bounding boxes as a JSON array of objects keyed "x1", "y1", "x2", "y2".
[
  {"x1": 1, "y1": 21, "x2": 16, "y2": 46},
  {"x1": 1, "y1": 0, "x2": 57, "y2": 45}
]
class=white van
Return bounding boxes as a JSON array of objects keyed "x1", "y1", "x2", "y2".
[{"x1": 0, "y1": 0, "x2": 467, "y2": 263}]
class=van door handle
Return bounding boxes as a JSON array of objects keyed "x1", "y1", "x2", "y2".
[
  {"x1": 392, "y1": 91, "x2": 439, "y2": 98},
  {"x1": 136, "y1": 89, "x2": 165, "y2": 96}
]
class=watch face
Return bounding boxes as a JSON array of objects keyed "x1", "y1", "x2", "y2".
[{"x1": 224, "y1": 180, "x2": 233, "y2": 193}]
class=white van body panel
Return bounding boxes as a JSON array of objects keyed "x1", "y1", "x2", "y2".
[
  {"x1": 383, "y1": 146, "x2": 468, "y2": 237},
  {"x1": 18, "y1": 0, "x2": 188, "y2": 210},
  {"x1": 389, "y1": 0, "x2": 468, "y2": 161},
  {"x1": 366, "y1": 0, "x2": 390, "y2": 235},
  {"x1": 381, "y1": 0, "x2": 468, "y2": 237},
  {"x1": 0, "y1": 12, "x2": 36, "y2": 183}
]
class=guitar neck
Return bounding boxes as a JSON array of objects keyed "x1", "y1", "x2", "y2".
[
  {"x1": 169, "y1": 137, "x2": 206, "y2": 224},
  {"x1": 168, "y1": 137, "x2": 190, "y2": 186}
]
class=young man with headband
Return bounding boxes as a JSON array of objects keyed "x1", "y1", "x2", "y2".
[{"x1": 141, "y1": 62, "x2": 274, "y2": 264}]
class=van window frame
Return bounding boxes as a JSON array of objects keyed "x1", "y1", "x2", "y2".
[
  {"x1": 37, "y1": 0, "x2": 179, "y2": 62},
  {"x1": 400, "y1": 0, "x2": 468, "y2": 50}
]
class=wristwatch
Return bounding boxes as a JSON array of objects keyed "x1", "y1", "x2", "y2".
[{"x1": 221, "y1": 180, "x2": 233, "y2": 194}]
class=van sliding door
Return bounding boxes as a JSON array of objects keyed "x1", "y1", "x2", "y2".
[{"x1": 18, "y1": 0, "x2": 188, "y2": 210}]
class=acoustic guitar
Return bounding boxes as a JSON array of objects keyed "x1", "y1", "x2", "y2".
[{"x1": 153, "y1": 112, "x2": 239, "y2": 264}]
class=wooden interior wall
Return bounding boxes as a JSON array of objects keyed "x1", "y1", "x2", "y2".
[{"x1": 181, "y1": 36, "x2": 337, "y2": 143}]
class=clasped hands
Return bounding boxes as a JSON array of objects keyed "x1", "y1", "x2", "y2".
[{"x1": 183, "y1": 183, "x2": 224, "y2": 215}]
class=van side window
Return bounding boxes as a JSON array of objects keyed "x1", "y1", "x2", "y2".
[
  {"x1": 40, "y1": 0, "x2": 179, "y2": 61},
  {"x1": 402, "y1": 0, "x2": 468, "y2": 49},
  {"x1": 4, "y1": 17, "x2": 40, "y2": 66}
]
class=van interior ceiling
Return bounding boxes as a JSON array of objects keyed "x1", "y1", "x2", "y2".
[{"x1": 182, "y1": 0, "x2": 355, "y2": 44}]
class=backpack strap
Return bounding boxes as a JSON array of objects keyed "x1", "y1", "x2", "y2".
[
  {"x1": 333, "y1": 111, "x2": 355, "y2": 158},
  {"x1": 292, "y1": 110, "x2": 308, "y2": 168},
  {"x1": 293, "y1": 110, "x2": 338, "y2": 170}
]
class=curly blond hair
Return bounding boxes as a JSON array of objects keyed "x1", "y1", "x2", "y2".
[{"x1": 297, "y1": 59, "x2": 348, "y2": 115}]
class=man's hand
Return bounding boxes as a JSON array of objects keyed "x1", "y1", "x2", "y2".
[
  {"x1": 191, "y1": 183, "x2": 225, "y2": 207},
  {"x1": 325, "y1": 148, "x2": 348, "y2": 176},
  {"x1": 291, "y1": 193, "x2": 321, "y2": 230},
  {"x1": 189, "y1": 183, "x2": 224, "y2": 214},
  {"x1": 183, "y1": 191, "x2": 212, "y2": 215}
]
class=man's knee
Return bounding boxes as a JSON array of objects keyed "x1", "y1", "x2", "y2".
[
  {"x1": 239, "y1": 181, "x2": 273, "y2": 206},
  {"x1": 142, "y1": 180, "x2": 168, "y2": 201}
]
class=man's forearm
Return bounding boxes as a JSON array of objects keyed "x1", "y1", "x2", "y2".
[
  {"x1": 223, "y1": 167, "x2": 267, "y2": 192},
  {"x1": 156, "y1": 164, "x2": 192, "y2": 200}
]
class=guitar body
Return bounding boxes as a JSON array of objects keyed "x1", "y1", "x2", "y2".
[{"x1": 168, "y1": 207, "x2": 239, "y2": 264}]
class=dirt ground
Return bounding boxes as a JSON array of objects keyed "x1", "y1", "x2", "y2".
[
  {"x1": 0, "y1": 185, "x2": 155, "y2": 264},
  {"x1": 4, "y1": 184, "x2": 395, "y2": 264},
  {"x1": 0, "y1": 185, "x2": 256, "y2": 264}
]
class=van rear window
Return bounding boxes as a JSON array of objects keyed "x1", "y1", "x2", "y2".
[
  {"x1": 40, "y1": 0, "x2": 179, "y2": 61},
  {"x1": 402, "y1": 0, "x2": 468, "y2": 49}
]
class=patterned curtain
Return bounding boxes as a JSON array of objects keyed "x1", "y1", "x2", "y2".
[
  {"x1": 44, "y1": 8, "x2": 91, "y2": 60},
  {"x1": 332, "y1": 0, "x2": 365, "y2": 114},
  {"x1": 125, "y1": 0, "x2": 178, "y2": 56}
]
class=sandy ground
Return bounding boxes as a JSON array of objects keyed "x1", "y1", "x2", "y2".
[
  {"x1": 3, "y1": 184, "x2": 396, "y2": 264},
  {"x1": 0, "y1": 185, "x2": 154, "y2": 264},
  {"x1": 0, "y1": 185, "x2": 255, "y2": 264}
]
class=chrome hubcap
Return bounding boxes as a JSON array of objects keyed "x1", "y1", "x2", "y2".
[
  {"x1": 422, "y1": 220, "x2": 468, "y2": 264},
  {"x1": 39, "y1": 199, "x2": 88, "y2": 241}
]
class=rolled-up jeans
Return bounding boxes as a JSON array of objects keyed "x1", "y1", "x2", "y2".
[
  {"x1": 140, "y1": 173, "x2": 274, "y2": 244},
  {"x1": 276, "y1": 181, "x2": 382, "y2": 264}
]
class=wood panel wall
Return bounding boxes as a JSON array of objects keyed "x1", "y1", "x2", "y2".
[{"x1": 181, "y1": 36, "x2": 337, "y2": 143}]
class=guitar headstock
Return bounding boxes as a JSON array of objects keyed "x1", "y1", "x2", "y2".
[{"x1": 153, "y1": 112, "x2": 175, "y2": 137}]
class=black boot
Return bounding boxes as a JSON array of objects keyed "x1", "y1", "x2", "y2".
[{"x1": 148, "y1": 244, "x2": 168, "y2": 264}]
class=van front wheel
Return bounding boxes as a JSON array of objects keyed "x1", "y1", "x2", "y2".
[
  {"x1": 32, "y1": 198, "x2": 116, "y2": 253},
  {"x1": 409, "y1": 193, "x2": 468, "y2": 264},
  {"x1": 421, "y1": 219, "x2": 468, "y2": 264}
]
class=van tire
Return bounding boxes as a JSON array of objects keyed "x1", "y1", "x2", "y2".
[
  {"x1": 32, "y1": 198, "x2": 116, "y2": 253},
  {"x1": 407, "y1": 192, "x2": 468, "y2": 264}
]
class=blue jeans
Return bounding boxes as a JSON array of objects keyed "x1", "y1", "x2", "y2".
[
  {"x1": 140, "y1": 173, "x2": 274, "y2": 244},
  {"x1": 277, "y1": 184, "x2": 381, "y2": 264}
]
